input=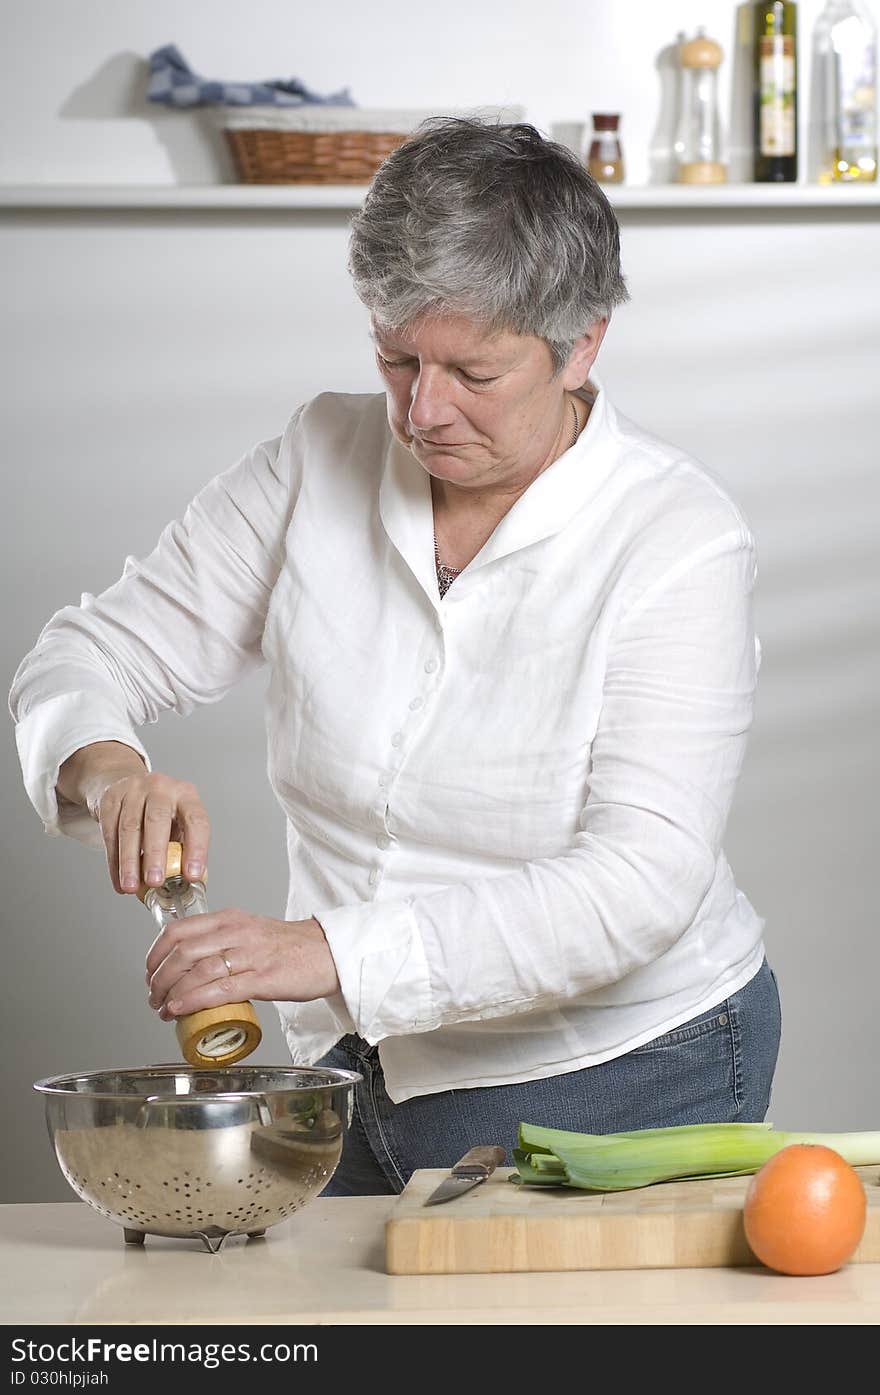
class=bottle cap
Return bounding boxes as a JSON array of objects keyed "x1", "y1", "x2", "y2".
[
  {"x1": 164, "y1": 842, "x2": 184, "y2": 880},
  {"x1": 136, "y1": 840, "x2": 207, "y2": 901},
  {"x1": 591, "y1": 113, "x2": 620, "y2": 130},
  {"x1": 680, "y1": 33, "x2": 723, "y2": 68}
]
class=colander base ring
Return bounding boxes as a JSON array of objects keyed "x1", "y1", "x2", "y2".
[{"x1": 121, "y1": 1223, "x2": 270, "y2": 1254}]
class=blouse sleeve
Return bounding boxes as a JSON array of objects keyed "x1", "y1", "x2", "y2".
[
  {"x1": 317, "y1": 529, "x2": 761, "y2": 1041},
  {"x1": 9, "y1": 415, "x2": 303, "y2": 846}
]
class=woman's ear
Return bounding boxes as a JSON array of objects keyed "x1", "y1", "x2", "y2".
[{"x1": 562, "y1": 318, "x2": 608, "y2": 389}]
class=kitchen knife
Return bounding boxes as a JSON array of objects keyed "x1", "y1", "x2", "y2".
[{"x1": 423, "y1": 1145, "x2": 507, "y2": 1205}]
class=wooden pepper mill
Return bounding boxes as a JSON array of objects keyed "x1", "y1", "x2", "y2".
[
  {"x1": 676, "y1": 31, "x2": 727, "y2": 184},
  {"x1": 138, "y1": 842, "x2": 261, "y2": 1067}
]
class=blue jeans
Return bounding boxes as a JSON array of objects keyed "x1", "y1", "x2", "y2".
[{"x1": 317, "y1": 957, "x2": 781, "y2": 1196}]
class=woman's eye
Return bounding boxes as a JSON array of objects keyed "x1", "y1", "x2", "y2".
[
  {"x1": 460, "y1": 371, "x2": 496, "y2": 385},
  {"x1": 377, "y1": 353, "x2": 496, "y2": 385}
]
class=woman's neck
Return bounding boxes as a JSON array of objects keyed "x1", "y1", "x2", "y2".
[{"x1": 431, "y1": 393, "x2": 588, "y2": 569}]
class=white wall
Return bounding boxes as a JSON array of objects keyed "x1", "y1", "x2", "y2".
[
  {"x1": 3, "y1": 1, "x2": 879, "y2": 1204},
  {"x1": 1, "y1": 0, "x2": 857, "y2": 185}
]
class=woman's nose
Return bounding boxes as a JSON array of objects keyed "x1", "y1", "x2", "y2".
[{"x1": 407, "y1": 367, "x2": 456, "y2": 430}]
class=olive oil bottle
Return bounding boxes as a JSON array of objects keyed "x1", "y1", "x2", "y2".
[
  {"x1": 813, "y1": 0, "x2": 877, "y2": 182},
  {"x1": 754, "y1": 1, "x2": 798, "y2": 181}
]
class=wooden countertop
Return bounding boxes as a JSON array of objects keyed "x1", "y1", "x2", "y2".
[{"x1": 3, "y1": 1200, "x2": 880, "y2": 1325}]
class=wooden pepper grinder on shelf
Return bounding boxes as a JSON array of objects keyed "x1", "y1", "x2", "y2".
[
  {"x1": 138, "y1": 842, "x2": 262, "y2": 1067},
  {"x1": 675, "y1": 29, "x2": 727, "y2": 184}
]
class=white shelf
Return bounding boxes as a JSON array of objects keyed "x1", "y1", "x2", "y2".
[
  {"x1": 1, "y1": 183, "x2": 879, "y2": 211},
  {"x1": 611, "y1": 183, "x2": 880, "y2": 208},
  {"x1": 0, "y1": 184, "x2": 363, "y2": 210}
]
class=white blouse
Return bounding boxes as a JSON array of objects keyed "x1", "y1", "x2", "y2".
[{"x1": 9, "y1": 380, "x2": 766, "y2": 1103}]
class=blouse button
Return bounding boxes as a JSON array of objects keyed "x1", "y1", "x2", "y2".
[
  {"x1": 377, "y1": 834, "x2": 392, "y2": 851},
  {"x1": 368, "y1": 868, "x2": 379, "y2": 887},
  {"x1": 409, "y1": 696, "x2": 424, "y2": 711},
  {"x1": 424, "y1": 657, "x2": 439, "y2": 673},
  {"x1": 391, "y1": 732, "x2": 403, "y2": 747}
]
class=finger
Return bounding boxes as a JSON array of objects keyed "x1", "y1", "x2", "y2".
[
  {"x1": 153, "y1": 950, "x2": 253, "y2": 1019},
  {"x1": 116, "y1": 790, "x2": 147, "y2": 892},
  {"x1": 96, "y1": 788, "x2": 125, "y2": 894},
  {"x1": 177, "y1": 790, "x2": 210, "y2": 881},
  {"x1": 161, "y1": 966, "x2": 257, "y2": 1021},
  {"x1": 144, "y1": 910, "x2": 226, "y2": 981},
  {"x1": 150, "y1": 947, "x2": 235, "y2": 1012},
  {"x1": 147, "y1": 939, "x2": 202, "y2": 1010},
  {"x1": 141, "y1": 798, "x2": 174, "y2": 887}
]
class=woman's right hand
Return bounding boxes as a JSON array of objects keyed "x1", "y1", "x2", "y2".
[
  {"x1": 97, "y1": 770, "x2": 211, "y2": 895},
  {"x1": 57, "y1": 742, "x2": 210, "y2": 895}
]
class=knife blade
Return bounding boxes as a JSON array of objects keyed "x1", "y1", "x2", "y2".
[{"x1": 423, "y1": 1145, "x2": 507, "y2": 1205}]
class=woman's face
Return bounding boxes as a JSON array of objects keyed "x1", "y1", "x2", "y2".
[{"x1": 373, "y1": 311, "x2": 604, "y2": 496}]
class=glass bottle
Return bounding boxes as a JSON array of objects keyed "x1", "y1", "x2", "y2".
[
  {"x1": 753, "y1": 1, "x2": 799, "y2": 181},
  {"x1": 813, "y1": 0, "x2": 877, "y2": 182},
  {"x1": 587, "y1": 113, "x2": 625, "y2": 184},
  {"x1": 675, "y1": 29, "x2": 727, "y2": 183},
  {"x1": 139, "y1": 842, "x2": 261, "y2": 1067}
]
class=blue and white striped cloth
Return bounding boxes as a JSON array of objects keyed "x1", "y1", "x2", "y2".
[{"x1": 146, "y1": 44, "x2": 356, "y2": 108}]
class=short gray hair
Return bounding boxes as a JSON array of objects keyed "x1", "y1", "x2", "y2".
[{"x1": 348, "y1": 117, "x2": 629, "y2": 372}]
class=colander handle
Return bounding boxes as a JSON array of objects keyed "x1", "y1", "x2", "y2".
[
  {"x1": 134, "y1": 1097, "x2": 163, "y2": 1129},
  {"x1": 132, "y1": 1097, "x2": 271, "y2": 1130}
]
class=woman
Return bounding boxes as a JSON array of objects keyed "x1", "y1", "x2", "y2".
[{"x1": 9, "y1": 119, "x2": 780, "y2": 1195}]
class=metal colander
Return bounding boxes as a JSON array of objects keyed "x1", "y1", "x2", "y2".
[{"x1": 34, "y1": 1064, "x2": 361, "y2": 1253}]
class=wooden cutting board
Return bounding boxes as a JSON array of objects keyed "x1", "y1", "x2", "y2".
[{"x1": 384, "y1": 1165, "x2": 880, "y2": 1275}]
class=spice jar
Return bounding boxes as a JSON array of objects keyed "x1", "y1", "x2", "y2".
[{"x1": 587, "y1": 113, "x2": 625, "y2": 183}]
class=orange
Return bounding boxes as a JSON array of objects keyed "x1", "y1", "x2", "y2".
[{"x1": 743, "y1": 1143, "x2": 867, "y2": 1276}]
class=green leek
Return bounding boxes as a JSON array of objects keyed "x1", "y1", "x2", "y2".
[{"x1": 512, "y1": 1121, "x2": 880, "y2": 1192}]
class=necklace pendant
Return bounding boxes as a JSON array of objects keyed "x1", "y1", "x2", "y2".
[
  {"x1": 436, "y1": 561, "x2": 460, "y2": 598},
  {"x1": 434, "y1": 533, "x2": 462, "y2": 598}
]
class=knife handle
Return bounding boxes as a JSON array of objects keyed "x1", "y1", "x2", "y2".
[{"x1": 452, "y1": 1145, "x2": 507, "y2": 1177}]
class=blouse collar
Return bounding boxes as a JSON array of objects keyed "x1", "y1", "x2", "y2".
[{"x1": 378, "y1": 377, "x2": 619, "y2": 606}]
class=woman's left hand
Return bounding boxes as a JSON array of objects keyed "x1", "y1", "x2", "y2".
[{"x1": 145, "y1": 909, "x2": 340, "y2": 1020}]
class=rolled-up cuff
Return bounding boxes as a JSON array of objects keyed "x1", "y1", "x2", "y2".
[
  {"x1": 275, "y1": 992, "x2": 357, "y2": 1067},
  {"x1": 316, "y1": 898, "x2": 438, "y2": 1044},
  {"x1": 13, "y1": 692, "x2": 151, "y2": 848}
]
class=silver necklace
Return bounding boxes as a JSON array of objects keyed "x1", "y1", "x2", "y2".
[
  {"x1": 434, "y1": 399, "x2": 580, "y2": 598},
  {"x1": 434, "y1": 538, "x2": 461, "y2": 599}
]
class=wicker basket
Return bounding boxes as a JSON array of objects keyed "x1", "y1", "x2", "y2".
[
  {"x1": 225, "y1": 127, "x2": 408, "y2": 184},
  {"x1": 221, "y1": 105, "x2": 527, "y2": 185}
]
